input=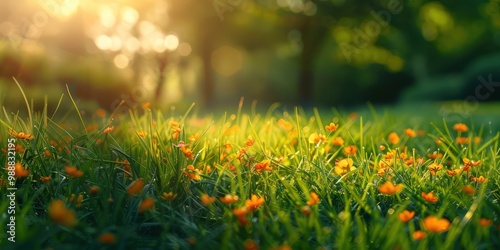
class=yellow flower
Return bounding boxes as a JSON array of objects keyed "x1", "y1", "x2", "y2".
[
  {"x1": 306, "y1": 192, "x2": 320, "y2": 206},
  {"x1": 334, "y1": 158, "x2": 356, "y2": 175},
  {"x1": 201, "y1": 194, "x2": 216, "y2": 206},
  {"x1": 398, "y1": 210, "x2": 415, "y2": 223},
  {"x1": 138, "y1": 198, "x2": 155, "y2": 213},
  {"x1": 48, "y1": 200, "x2": 77, "y2": 228},
  {"x1": 427, "y1": 163, "x2": 443, "y2": 176},
  {"x1": 421, "y1": 191, "x2": 438, "y2": 203},
  {"x1": 423, "y1": 215, "x2": 450, "y2": 233},
  {"x1": 245, "y1": 194, "x2": 265, "y2": 211},
  {"x1": 127, "y1": 179, "x2": 144, "y2": 196},
  {"x1": 378, "y1": 182, "x2": 403, "y2": 195},
  {"x1": 68, "y1": 193, "x2": 84, "y2": 208},
  {"x1": 161, "y1": 192, "x2": 178, "y2": 201},
  {"x1": 308, "y1": 132, "x2": 326, "y2": 144}
]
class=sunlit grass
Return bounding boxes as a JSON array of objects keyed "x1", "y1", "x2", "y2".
[{"x1": 1, "y1": 91, "x2": 500, "y2": 249}]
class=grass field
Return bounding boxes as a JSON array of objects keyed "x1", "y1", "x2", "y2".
[{"x1": 1, "y1": 87, "x2": 500, "y2": 249}]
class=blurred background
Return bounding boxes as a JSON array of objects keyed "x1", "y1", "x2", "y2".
[{"x1": 1, "y1": 0, "x2": 500, "y2": 113}]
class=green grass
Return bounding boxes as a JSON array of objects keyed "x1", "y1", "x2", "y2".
[{"x1": 1, "y1": 90, "x2": 500, "y2": 249}]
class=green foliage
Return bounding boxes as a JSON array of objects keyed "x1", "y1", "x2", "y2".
[{"x1": 1, "y1": 89, "x2": 500, "y2": 249}]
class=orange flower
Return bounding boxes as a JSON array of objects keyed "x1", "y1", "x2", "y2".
[
  {"x1": 96, "y1": 108, "x2": 107, "y2": 117},
  {"x1": 306, "y1": 192, "x2": 320, "y2": 206},
  {"x1": 68, "y1": 193, "x2": 84, "y2": 208},
  {"x1": 388, "y1": 132, "x2": 400, "y2": 144},
  {"x1": 344, "y1": 145, "x2": 357, "y2": 156},
  {"x1": 446, "y1": 169, "x2": 462, "y2": 177},
  {"x1": 412, "y1": 230, "x2": 427, "y2": 240},
  {"x1": 48, "y1": 200, "x2": 77, "y2": 228},
  {"x1": 332, "y1": 136, "x2": 344, "y2": 146},
  {"x1": 98, "y1": 233, "x2": 117, "y2": 244},
  {"x1": 453, "y1": 123, "x2": 468, "y2": 132},
  {"x1": 232, "y1": 206, "x2": 249, "y2": 225},
  {"x1": 161, "y1": 192, "x2": 178, "y2": 201},
  {"x1": 325, "y1": 122, "x2": 339, "y2": 132},
  {"x1": 254, "y1": 159, "x2": 272, "y2": 173},
  {"x1": 456, "y1": 137, "x2": 469, "y2": 145},
  {"x1": 378, "y1": 182, "x2": 403, "y2": 195},
  {"x1": 65, "y1": 166, "x2": 84, "y2": 178},
  {"x1": 90, "y1": 186, "x2": 100, "y2": 195},
  {"x1": 219, "y1": 194, "x2": 239, "y2": 204},
  {"x1": 463, "y1": 157, "x2": 481, "y2": 167},
  {"x1": 14, "y1": 163, "x2": 29, "y2": 178},
  {"x1": 201, "y1": 194, "x2": 216, "y2": 206},
  {"x1": 243, "y1": 239, "x2": 259, "y2": 250},
  {"x1": 245, "y1": 194, "x2": 265, "y2": 211},
  {"x1": 423, "y1": 215, "x2": 450, "y2": 233},
  {"x1": 127, "y1": 179, "x2": 144, "y2": 196},
  {"x1": 172, "y1": 127, "x2": 182, "y2": 140},
  {"x1": 138, "y1": 197, "x2": 155, "y2": 213},
  {"x1": 102, "y1": 126, "x2": 114, "y2": 134},
  {"x1": 462, "y1": 185, "x2": 476, "y2": 195},
  {"x1": 421, "y1": 191, "x2": 439, "y2": 203},
  {"x1": 137, "y1": 131, "x2": 147, "y2": 138},
  {"x1": 142, "y1": 102, "x2": 151, "y2": 110},
  {"x1": 245, "y1": 136, "x2": 255, "y2": 147},
  {"x1": 183, "y1": 165, "x2": 201, "y2": 181},
  {"x1": 40, "y1": 176, "x2": 52, "y2": 183},
  {"x1": 479, "y1": 218, "x2": 493, "y2": 227},
  {"x1": 427, "y1": 163, "x2": 443, "y2": 176},
  {"x1": 427, "y1": 152, "x2": 443, "y2": 159},
  {"x1": 180, "y1": 146, "x2": 195, "y2": 160},
  {"x1": 308, "y1": 132, "x2": 326, "y2": 144},
  {"x1": 8, "y1": 129, "x2": 34, "y2": 140},
  {"x1": 398, "y1": 210, "x2": 415, "y2": 223},
  {"x1": 474, "y1": 176, "x2": 487, "y2": 183},
  {"x1": 404, "y1": 128, "x2": 416, "y2": 138},
  {"x1": 300, "y1": 206, "x2": 312, "y2": 217},
  {"x1": 334, "y1": 158, "x2": 356, "y2": 175}
]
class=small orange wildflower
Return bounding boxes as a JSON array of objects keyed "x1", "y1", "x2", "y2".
[
  {"x1": 98, "y1": 233, "x2": 117, "y2": 244},
  {"x1": 344, "y1": 145, "x2": 357, "y2": 156},
  {"x1": 427, "y1": 163, "x2": 443, "y2": 176},
  {"x1": 412, "y1": 230, "x2": 427, "y2": 240},
  {"x1": 453, "y1": 123, "x2": 468, "y2": 132},
  {"x1": 245, "y1": 136, "x2": 255, "y2": 147},
  {"x1": 232, "y1": 206, "x2": 249, "y2": 225},
  {"x1": 421, "y1": 191, "x2": 439, "y2": 203},
  {"x1": 201, "y1": 194, "x2": 216, "y2": 206},
  {"x1": 462, "y1": 185, "x2": 476, "y2": 195},
  {"x1": 180, "y1": 146, "x2": 195, "y2": 160},
  {"x1": 332, "y1": 136, "x2": 344, "y2": 146},
  {"x1": 40, "y1": 176, "x2": 52, "y2": 183},
  {"x1": 14, "y1": 163, "x2": 29, "y2": 178},
  {"x1": 306, "y1": 192, "x2": 320, "y2": 206},
  {"x1": 423, "y1": 215, "x2": 450, "y2": 233},
  {"x1": 463, "y1": 157, "x2": 481, "y2": 167},
  {"x1": 404, "y1": 128, "x2": 416, "y2": 138},
  {"x1": 300, "y1": 206, "x2": 312, "y2": 217},
  {"x1": 127, "y1": 179, "x2": 144, "y2": 196},
  {"x1": 378, "y1": 182, "x2": 403, "y2": 195},
  {"x1": 398, "y1": 210, "x2": 415, "y2": 223},
  {"x1": 96, "y1": 108, "x2": 106, "y2": 117},
  {"x1": 243, "y1": 239, "x2": 259, "y2": 250},
  {"x1": 137, "y1": 131, "x2": 147, "y2": 138},
  {"x1": 219, "y1": 194, "x2": 239, "y2": 204},
  {"x1": 138, "y1": 197, "x2": 155, "y2": 213},
  {"x1": 8, "y1": 129, "x2": 34, "y2": 140},
  {"x1": 479, "y1": 218, "x2": 493, "y2": 227},
  {"x1": 161, "y1": 192, "x2": 178, "y2": 201},
  {"x1": 446, "y1": 169, "x2": 462, "y2": 177},
  {"x1": 325, "y1": 122, "x2": 339, "y2": 132},
  {"x1": 427, "y1": 152, "x2": 443, "y2": 159},
  {"x1": 308, "y1": 132, "x2": 326, "y2": 144},
  {"x1": 245, "y1": 194, "x2": 265, "y2": 211},
  {"x1": 474, "y1": 176, "x2": 487, "y2": 183},
  {"x1": 68, "y1": 193, "x2": 84, "y2": 208},
  {"x1": 456, "y1": 137, "x2": 469, "y2": 145},
  {"x1": 388, "y1": 132, "x2": 400, "y2": 145},
  {"x1": 102, "y1": 126, "x2": 114, "y2": 134},
  {"x1": 183, "y1": 165, "x2": 201, "y2": 181},
  {"x1": 142, "y1": 102, "x2": 151, "y2": 110},
  {"x1": 254, "y1": 159, "x2": 272, "y2": 173},
  {"x1": 65, "y1": 166, "x2": 84, "y2": 178},
  {"x1": 90, "y1": 186, "x2": 100, "y2": 195},
  {"x1": 48, "y1": 200, "x2": 77, "y2": 228}
]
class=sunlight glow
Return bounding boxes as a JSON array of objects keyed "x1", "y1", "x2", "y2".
[
  {"x1": 164, "y1": 34, "x2": 179, "y2": 51},
  {"x1": 95, "y1": 35, "x2": 112, "y2": 50},
  {"x1": 178, "y1": 42, "x2": 192, "y2": 56},
  {"x1": 113, "y1": 54, "x2": 129, "y2": 69}
]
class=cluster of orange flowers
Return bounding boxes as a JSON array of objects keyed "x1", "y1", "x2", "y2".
[{"x1": 232, "y1": 195, "x2": 265, "y2": 226}]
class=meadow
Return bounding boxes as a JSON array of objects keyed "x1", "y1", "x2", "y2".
[{"x1": 1, "y1": 87, "x2": 500, "y2": 250}]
